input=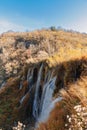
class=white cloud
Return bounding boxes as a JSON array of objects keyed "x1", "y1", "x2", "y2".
[
  {"x1": 0, "y1": 17, "x2": 45, "y2": 34},
  {"x1": 0, "y1": 20, "x2": 27, "y2": 34}
]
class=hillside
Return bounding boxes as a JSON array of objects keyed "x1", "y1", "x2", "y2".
[{"x1": 0, "y1": 30, "x2": 87, "y2": 130}]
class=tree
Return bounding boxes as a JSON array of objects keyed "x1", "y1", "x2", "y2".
[{"x1": 50, "y1": 26, "x2": 57, "y2": 31}]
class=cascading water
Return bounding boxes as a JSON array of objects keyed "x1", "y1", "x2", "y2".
[
  {"x1": 33, "y1": 64, "x2": 43, "y2": 119},
  {"x1": 33, "y1": 65, "x2": 62, "y2": 126},
  {"x1": 38, "y1": 77, "x2": 62, "y2": 123},
  {"x1": 40, "y1": 77, "x2": 56, "y2": 115},
  {"x1": 39, "y1": 71, "x2": 52, "y2": 112}
]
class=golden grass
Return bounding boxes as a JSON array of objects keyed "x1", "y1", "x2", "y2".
[
  {"x1": 60, "y1": 76, "x2": 87, "y2": 108},
  {"x1": 46, "y1": 49, "x2": 87, "y2": 68},
  {"x1": 37, "y1": 76, "x2": 87, "y2": 130}
]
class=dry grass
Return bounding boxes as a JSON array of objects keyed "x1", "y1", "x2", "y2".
[
  {"x1": 61, "y1": 76, "x2": 87, "y2": 109},
  {"x1": 46, "y1": 49, "x2": 87, "y2": 68},
  {"x1": 37, "y1": 76, "x2": 87, "y2": 130}
]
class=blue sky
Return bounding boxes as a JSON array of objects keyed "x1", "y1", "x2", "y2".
[{"x1": 0, "y1": 0, "x2": 87, "y2": 33}]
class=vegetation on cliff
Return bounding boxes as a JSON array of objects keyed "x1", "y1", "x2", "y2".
[{"x1": 0, "y1": 29, "x2": 87, "y2": 130}]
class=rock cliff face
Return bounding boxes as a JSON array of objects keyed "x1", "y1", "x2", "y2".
[{"x1": 0, "y1": 30, "x2": 87, "y2": 130}]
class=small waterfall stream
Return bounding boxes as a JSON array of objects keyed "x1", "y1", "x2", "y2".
[
  {"x1": 33, "y1": 64, "x2": 43, "y2": 119},
  {"x1": 0, "y1": 82, "x2": 6, "y2": 89}
]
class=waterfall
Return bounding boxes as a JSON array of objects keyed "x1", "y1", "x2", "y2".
[
  {"x1": 38, "y1": 77, "x2": 59, "y2": 123},
  {"x1": 39, "y1": 71, "x2": 52, "y2": 112},
  {"x1": 33, "y1": 64, "x2": 43, "y2": 119},
  {"x1": 33, "y1": 65, "x2": 62, "y2": 125},
  {"x1": 40, "y1": 77, "x2": 56, "y2": 115}
]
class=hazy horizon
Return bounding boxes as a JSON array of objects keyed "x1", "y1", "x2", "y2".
[{"x1": 0, "y1": 0, "x2": 87, "y2": 33}]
